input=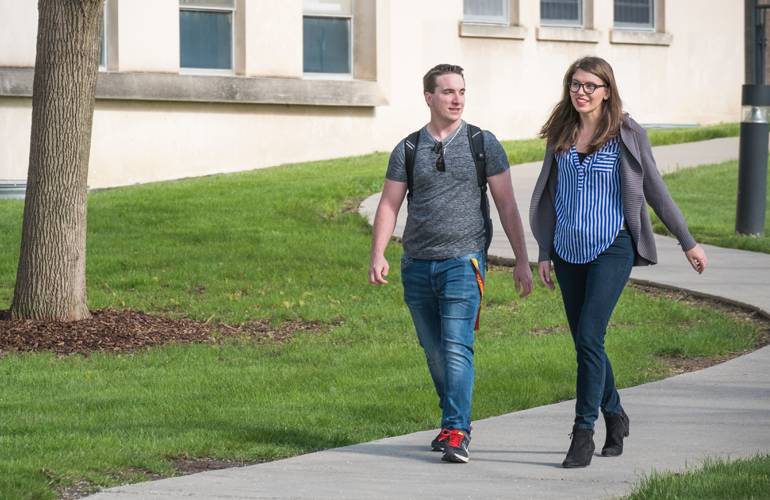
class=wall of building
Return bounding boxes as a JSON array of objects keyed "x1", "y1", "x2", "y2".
[
  {"x1": 0, "y1": 0, "x2": 37, "y2": 67},
  {"x1": 0, "y1": 0, "x2": 744, "y2": 189},
  {"x1": 374, "y1": 0, "x2": 742, "y2": 142},
  {"x1": 115, "y1": 0, "x2": 180, "y2": 73}
]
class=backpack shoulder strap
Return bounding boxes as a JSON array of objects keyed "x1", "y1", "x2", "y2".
[
  {"x1": 466, "y1": 124, "x2": 486, "y2": 188},
  {"x1": 403, "y1": 130, "x2": 421, "y2": 196},
  {"x1": 467, "y1": 123, "x2": 493, "y2": 265}
]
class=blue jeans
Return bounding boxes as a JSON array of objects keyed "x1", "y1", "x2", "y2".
[
  {"x1": 401, "y1": 251, "x2": 484, "y2": 433},
  {"x1": 552, "y1": 231, "x2": 634, "y2": 430}
]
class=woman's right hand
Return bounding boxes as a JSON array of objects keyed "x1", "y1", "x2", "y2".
[
  {"x1": 538, "y1": 260, "x2": 555, "y2": 290},
  {"x1": 685, "y1": 244, "x2": 707, "y2": 274}
]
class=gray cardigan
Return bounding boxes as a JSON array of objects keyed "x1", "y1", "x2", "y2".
[{"x1": 529, "y1": 116, "x2": 696, "y2": 266}]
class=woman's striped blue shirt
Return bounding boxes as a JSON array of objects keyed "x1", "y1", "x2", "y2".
[{"x1": 554, "y1": 136, "x2": 624, "y2": 264}]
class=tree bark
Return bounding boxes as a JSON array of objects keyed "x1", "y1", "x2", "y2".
[{"x1": 11, "y1": 0, "x2": 104, "y2": 321}]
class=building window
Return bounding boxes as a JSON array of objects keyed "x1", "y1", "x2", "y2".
[
  {"x1": 464, "y1": 0, "x2": 508, "y2": 24},
  {"x1": 541, "y1": 0, "x2": 582, "y2": 26},
  {"x1": 614, "y1": 0, "x2": 654, "y2": 29},
  {"x1": 179, "y1": 0, "x2": 234, "y2": 72},
  {"x1": 303, "y1": 0, "x2": 352, "y2": 75}
]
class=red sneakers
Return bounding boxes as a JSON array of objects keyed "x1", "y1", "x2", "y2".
[
  {"x1": 431, "y1": 428, "x2": 451, "y2": 451},
  {"x1": 441, "y1": 429, "x2": 470, "y2": 463}
]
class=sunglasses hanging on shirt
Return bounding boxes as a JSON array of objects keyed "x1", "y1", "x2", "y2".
[{"x1": 433, "y1": 141, "x2": 445, "y2": 172}]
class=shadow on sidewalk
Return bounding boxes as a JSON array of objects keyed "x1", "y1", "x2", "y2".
[{"x1": 329, "y1": 442, "x2": 565, "y2": 468}]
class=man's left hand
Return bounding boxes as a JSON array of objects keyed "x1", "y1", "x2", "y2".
[{"x1": 513, "y1": 261, "x2": 533, "y2": 297}]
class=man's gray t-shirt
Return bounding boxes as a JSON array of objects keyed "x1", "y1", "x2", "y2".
[{"x1": 386, "y1": 122, "x2": 510, "y2": 260}]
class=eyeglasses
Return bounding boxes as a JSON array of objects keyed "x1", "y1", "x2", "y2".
[
  {"x1": 433, "y1": 141, "x2": 445, "y2": 172},
  {"x1": 569, "y1": 80, "x2": 607, "y2": 95}
]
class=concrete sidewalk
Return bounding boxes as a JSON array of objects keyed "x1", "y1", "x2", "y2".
[{"x1": 89, "y1": 136, "x2": 770, "y2": 499}]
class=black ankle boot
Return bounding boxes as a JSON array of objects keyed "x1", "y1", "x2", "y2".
[
  {"x1": 601, "y1": 409, "x2": 630, "y2": 457},
  {"x1": 562, "y1": 427, "x2": 595, "y2": 468}
]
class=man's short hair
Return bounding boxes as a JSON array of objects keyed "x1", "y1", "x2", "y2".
[{"x1": 423, "y1": 64, "x2": 464, "y2": 93}]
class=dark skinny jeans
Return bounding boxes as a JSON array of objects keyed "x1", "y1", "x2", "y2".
[{"x1": 552, "y1": 230, "x2": 634, "y2": 430}]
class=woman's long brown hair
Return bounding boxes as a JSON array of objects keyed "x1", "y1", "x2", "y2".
[{"x1": 540, "y1": 56, "x2": 624, "y2": 153}]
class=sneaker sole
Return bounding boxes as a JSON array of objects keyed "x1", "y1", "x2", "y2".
[{"x1": 442, "y1": 452, "x2": 469, "y2": 463}]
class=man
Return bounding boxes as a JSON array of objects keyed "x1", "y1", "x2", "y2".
[{"x1": 368, "y1": 64, "x2": 532, "y2": 463}]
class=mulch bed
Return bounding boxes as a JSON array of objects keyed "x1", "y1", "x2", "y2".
[
  {"x1": 2, "y1": 280, "x2": 769, "y2": 361},
  {"x1": 0, "y1": 309, "x2": 332, "y2": 356}
]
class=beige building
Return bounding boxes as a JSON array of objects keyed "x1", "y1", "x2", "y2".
[{"x1": 0, "y1": 0, "x2": 743, "y2": 190}]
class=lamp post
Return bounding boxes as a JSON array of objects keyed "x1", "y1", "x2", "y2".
[
  {"x1": 737, "y1": 86, "x2": 770, "y2": 235},
  {"x1": 737, "y1": 1, "x2": 770, "y2": 236}
]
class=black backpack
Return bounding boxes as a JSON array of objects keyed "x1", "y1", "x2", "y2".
[{"x1": 403, "y1": 124, "x2": 493, "y2": 261}]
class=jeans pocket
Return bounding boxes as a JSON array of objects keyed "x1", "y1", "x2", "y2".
[{"x1": 400, "y1": 254, "x2": 413, "y2": 271}]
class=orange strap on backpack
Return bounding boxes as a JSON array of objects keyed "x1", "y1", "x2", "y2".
[{"x1": 470, "y1": 258, "x2": 485, "y2": 331}]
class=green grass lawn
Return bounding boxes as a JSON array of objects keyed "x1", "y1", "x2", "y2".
[
  {"x1": 652, "y1": 160, "x2": 770, "y2": 253},
  {"x1": 626, "y1": 454, "x2": 770, "y2": 499},
  {"x1": 645, "y1": 123, "x2": 739, "y2": 147},
  {"x1": 0, "y1": 123, "x2": 754, "y2": 499},
  {"x1": 501, "y1": 122, "x2": 739, "y2": 165}
]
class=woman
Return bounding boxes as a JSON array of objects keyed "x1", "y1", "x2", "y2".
[{"x1": 530, "y1": 56, "x2": 707, "y2": 468}]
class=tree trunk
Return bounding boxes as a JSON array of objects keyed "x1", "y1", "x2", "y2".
[{"x1": 11, "y1": 0, "x2": 103, "y2": 321}]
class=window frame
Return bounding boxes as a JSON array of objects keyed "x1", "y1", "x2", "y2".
[
  {"x1": 540, "y1": 0, "x2": 583, "y2": 27},
  {"x1": 302, "y1": 2, "x2": 354, "y2": 79},
  {"x1": 459, "y1": 0, "x2": 526, "y2": 40},
  {"x1": 609, "y1": 0, "x2": 670, "y2": 45},
  {"x1": 179, "y1": 1, "x2": 236, "y2": 75},
  {"x1": 463, "y1": 0, "x2": 509, "y2": 25},
  {"x1": 613, "y1": 0, "x2": 655, "y2": 30}
]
